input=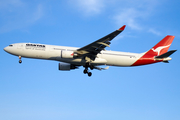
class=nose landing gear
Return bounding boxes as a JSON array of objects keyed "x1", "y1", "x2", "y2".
[{"x1": 19, "y1": 56, "x2": 22, "y2": 63}]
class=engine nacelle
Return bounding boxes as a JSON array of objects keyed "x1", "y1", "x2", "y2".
[
  {"x1": 58, "y1": 63, "x2": 77, "y2": 71},
  {"x1": 61, "y1": 50, "x2": 74, "y2": 58}
]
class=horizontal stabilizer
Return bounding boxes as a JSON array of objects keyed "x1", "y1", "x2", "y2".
[
  {"x1": 163, "y1": 61, "x2": 169, "y2": 63},
  {"x1": 155, "y1": 50, "x2": 177, "y2": 58}
]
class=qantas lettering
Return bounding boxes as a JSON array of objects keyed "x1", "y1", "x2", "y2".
[
  {"x1": 26, "y1": 44, "x2": 46, "y2": 51},
  {"x1": 26, "y1": 44, "x2": 46, "y2": 48}
]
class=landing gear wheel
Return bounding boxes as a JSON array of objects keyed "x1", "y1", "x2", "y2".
[
  {"x1": 83, "y1": 62, "x2": 93, "y2": 77},
  {"x1": 19, "y1": 60, "x2": 22, "y2": 64},
  {"x1": 90, "y1": 65, "x2": 94, "y2": 70},
  {"x1": 83, "y1": 69, "x2": 88, "y2": 74},
  {"x1": 18, "y1": 56, "x2": 22, "y2": 64},
  {"x1": 88, "y1": 72, "x2": 92, "y2": 77}
]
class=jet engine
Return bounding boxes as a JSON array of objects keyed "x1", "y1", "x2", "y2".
[
  {"x1": 58, "y1": 63, "x2": 77, "y2": 71},
  {"x1": 61, "y1": 50, "x2": 74, "y2": 58}
]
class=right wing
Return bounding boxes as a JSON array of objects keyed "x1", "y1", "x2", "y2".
[{"x1": 75, "y1": 25, "x2": 126, "y2": 61}]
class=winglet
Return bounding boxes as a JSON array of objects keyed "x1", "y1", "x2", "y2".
[{"x1": 119, "y1": 25, "x2": 126, "y2": 31}]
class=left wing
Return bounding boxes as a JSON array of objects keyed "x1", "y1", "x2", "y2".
[
  {"x1": 94, "y1": 66, "x2": 109, "y2": 70},
  {"x1": 75, "y1": 25, "x2": 126, "y2": 60}
]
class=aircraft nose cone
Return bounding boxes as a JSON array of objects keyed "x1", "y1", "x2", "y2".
[
  {"x1": 4, "y1": 45, "x2": 17, "y2": 55},
  {"x1": 4, "y1": 46, "x2": 11, "y2": 53},
  {"x1": 4, "y1": 47, "x2": 8, "y2": 52}
]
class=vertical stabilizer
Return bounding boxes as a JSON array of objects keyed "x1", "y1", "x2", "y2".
[
  {"x1": 145, "y1": 35, "x2": 175, "y2": 56},
  {"x1": 132, "y1": 35, "x2": 175, "y2": 66}
]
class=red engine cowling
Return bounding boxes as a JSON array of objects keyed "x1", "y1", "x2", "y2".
[{"x1": 58, "y1": 63, "x2": 77, "y2": 71}]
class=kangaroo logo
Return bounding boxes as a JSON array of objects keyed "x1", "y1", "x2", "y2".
[{"x1": 151, "y1": 44, "x2": 170, "y2": 56}]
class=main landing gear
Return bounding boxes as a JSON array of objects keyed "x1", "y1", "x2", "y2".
[
  {"x1": 83, "y1": 63, "x2": 93, "y2": 77},
  {"x1": 19, "y1": 56, "x2": 22, "y2": 64},
  {"x1": 83, "y1": 68, "x2": 92, "y2": 77}
]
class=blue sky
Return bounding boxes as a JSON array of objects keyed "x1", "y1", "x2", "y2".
[{"x1": 0, "y1": 0, "x2": 180, "y2": 120}]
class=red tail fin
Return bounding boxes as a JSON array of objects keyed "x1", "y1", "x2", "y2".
[
  {"x1": 131, "y1": 35, "x2": 175, "y2": 66},
  {"x1": 145, "y1": 35, "x2": 175, "y2": 56}
]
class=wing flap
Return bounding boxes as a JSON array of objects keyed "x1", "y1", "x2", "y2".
[{"x1": 97, "y1": 42, "x2": 110, "y2": 47}]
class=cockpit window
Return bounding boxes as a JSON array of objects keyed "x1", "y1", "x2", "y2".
[{"x1": 9, "y1": 45, "x2": 13, "y2": 47}]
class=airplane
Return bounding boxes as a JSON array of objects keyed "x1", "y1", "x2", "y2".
[{"x1": 4, "y1": 25, "x2": 177, "y2": 77}]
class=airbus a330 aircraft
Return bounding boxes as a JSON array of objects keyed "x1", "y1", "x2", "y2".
[{"x1": 4, "y1": 25, "x2": 176, "y2": 77}]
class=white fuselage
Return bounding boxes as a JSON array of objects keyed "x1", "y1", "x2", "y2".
[{"x1": 4, "y1": 43, "x2": 144, "y2": 67}]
